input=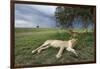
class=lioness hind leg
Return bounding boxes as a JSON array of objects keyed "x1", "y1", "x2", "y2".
[
  {"x1": 32, "y1": 43, "x2": 49, "y2": 54},
  {"x1": 38, "y1": 46, "x2": 50, "y2": 53}
]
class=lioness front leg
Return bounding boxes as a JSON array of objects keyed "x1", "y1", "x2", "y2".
[
  {"x1": 67, "y1": 48, "x2": 78, "y2": 56},
  {"x1": 56, "y1": 47, "x2": 64, "y2": 59}
]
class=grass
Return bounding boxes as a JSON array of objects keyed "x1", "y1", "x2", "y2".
[{"x1": 15, "y1": 28, "x2": 95, "y2": 66}]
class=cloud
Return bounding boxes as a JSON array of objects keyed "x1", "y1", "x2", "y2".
[
  {"x1": 15, "y1": 4, "x2": 57, "y2": 28},
  {"x1": 15, "y1": 20, "x2": 35, "y2": 28}
]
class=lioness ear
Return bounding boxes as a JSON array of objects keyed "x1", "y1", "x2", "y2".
[{"x1": 70, "y1": 39, "x2": 74, "y2": 44}]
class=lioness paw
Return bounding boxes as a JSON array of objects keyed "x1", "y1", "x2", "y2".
[
  {"x1": 32, "y1": 50, "x2": 35, "y2": 53},
  {"x1": 37, "y1": 49, "x2": 41, "y2": 53},
  {"x1": 56, "y1": 55, "x2": 61, "y2": 59}
]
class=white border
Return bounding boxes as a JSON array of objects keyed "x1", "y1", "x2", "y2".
[{"x1": 17, "y1": 0, "x2": 96, "y2": 5}]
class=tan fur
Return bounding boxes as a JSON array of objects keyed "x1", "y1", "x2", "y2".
[{"x1": 32, "y1": 38, "x2": 78, "y2": 58}]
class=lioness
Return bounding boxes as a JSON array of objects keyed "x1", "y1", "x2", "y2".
[{"x1": 32, "y1": 38, "x2": 78, "y2": 58}]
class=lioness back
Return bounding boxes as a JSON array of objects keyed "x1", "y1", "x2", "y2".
[{"x1": 45, "y1": 40, "x2": 68, "y2": 48}]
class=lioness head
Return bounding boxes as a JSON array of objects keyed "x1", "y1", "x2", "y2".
[{"x1": 70, "y1": 38, "x2": 78, "y2": 47}]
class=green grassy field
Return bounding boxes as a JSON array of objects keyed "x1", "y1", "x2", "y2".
[{"x1": 15, "y1": 28, "x2": 95, "y2": 66}]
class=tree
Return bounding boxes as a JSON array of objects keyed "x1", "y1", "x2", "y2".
[
  {"x1": 55, "y1": 6, "x2": 75, "y2": 29},
  {"x1": 77, "y1": 7, "x2": 93, "y2": 32},
  {"x1": 36, "y1": 26, "x2": 39, "y2": 28},
  {"x1": 55, "y1": 6, "x2": 95, "y2": 32}
]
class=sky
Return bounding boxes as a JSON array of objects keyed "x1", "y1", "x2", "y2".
[
  {"x1": 15, "y1": 4, "x2": 57, "y2": 28},
  {"x1": 15, "y1": 3, "x2": 93, "y2": 29}
]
